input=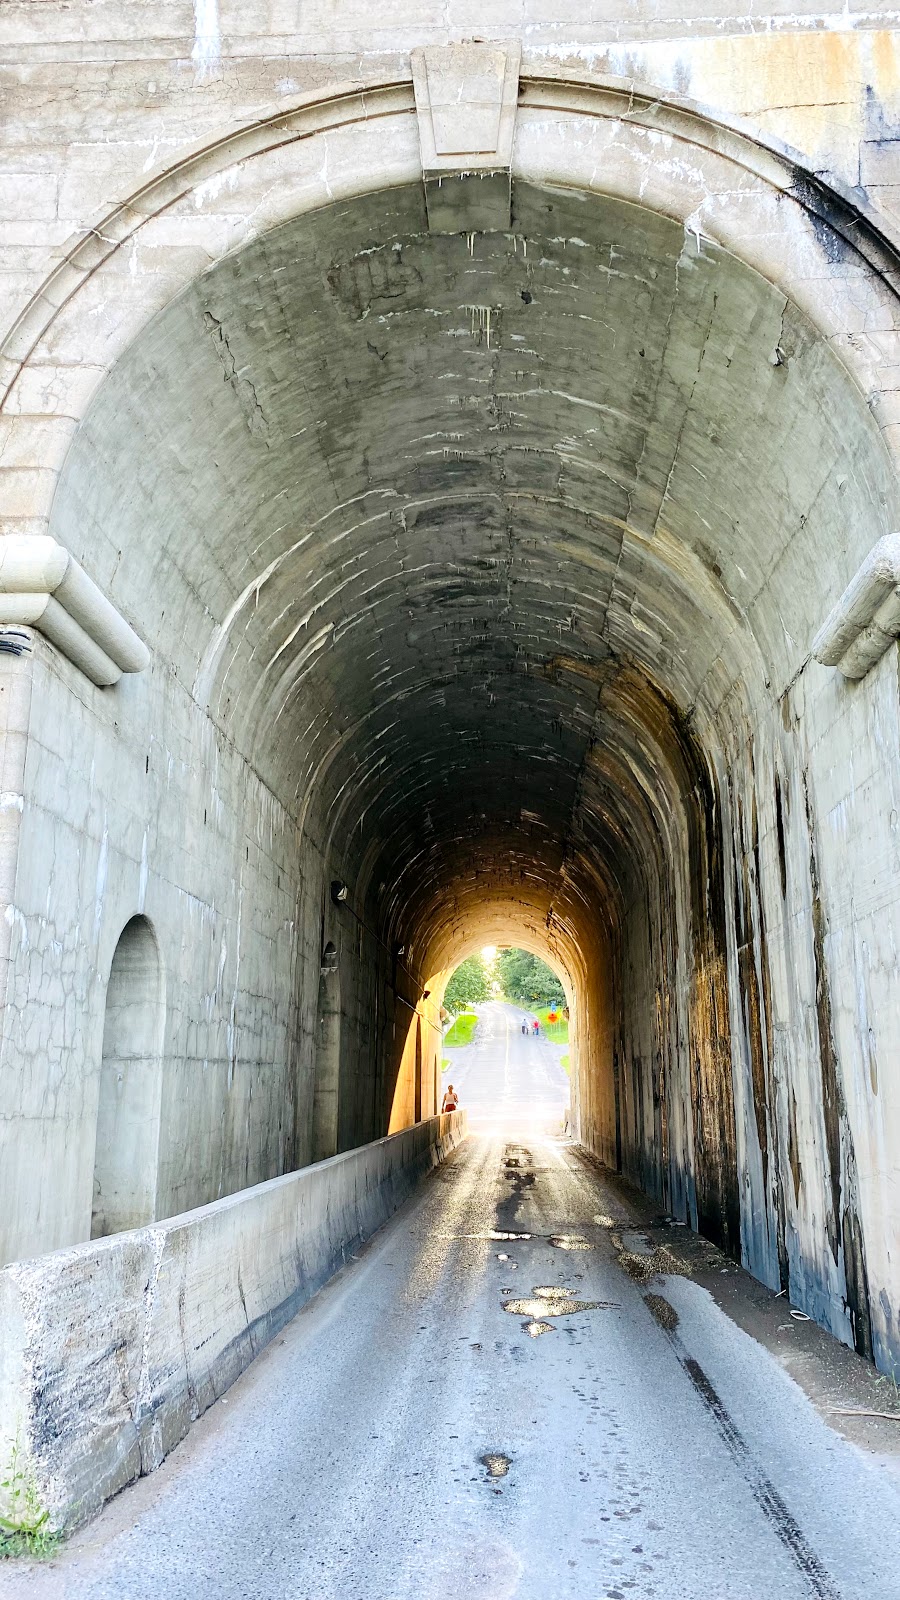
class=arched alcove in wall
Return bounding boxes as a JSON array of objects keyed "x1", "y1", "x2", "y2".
[{"x1": 91, "y1": 916, "x2": 165, "y2": 1239}]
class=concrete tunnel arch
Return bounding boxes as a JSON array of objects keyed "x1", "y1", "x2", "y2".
[{"x1": 2, "y1": 71, "x2": 900, "y2": 1382}]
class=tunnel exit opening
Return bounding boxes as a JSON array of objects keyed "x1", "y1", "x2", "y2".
[{"x1": 428, "y1": 946, "x2": 573, "y2": 1140}]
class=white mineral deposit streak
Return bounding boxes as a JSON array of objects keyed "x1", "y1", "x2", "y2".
[{"x1": 192, "y1": 0, "x2": 221, "y2": 76}]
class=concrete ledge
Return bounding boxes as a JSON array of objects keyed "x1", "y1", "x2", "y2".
[
  {"x1": 812, "y1": 533, "x2": 900, "y2": 680},
  {"x1": 0, "y1": 1112, "x2": 466, "y2": 1531},
  {"x1": 0, "y1": 536, "x2": 149, "y2": 686}
]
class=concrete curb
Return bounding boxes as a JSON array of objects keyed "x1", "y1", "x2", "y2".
[{"x1": 0, "y1": 1112, "x2": 467, "y2": 1531}]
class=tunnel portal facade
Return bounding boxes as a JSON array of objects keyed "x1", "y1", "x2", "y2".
[{"x1": 1, "y1": 23, "x2": 900, "y2": 1396}]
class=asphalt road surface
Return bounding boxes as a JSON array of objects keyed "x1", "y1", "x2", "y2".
[{"x1": 5, "y1": 1029, "x2": 900, "y2": 1598}]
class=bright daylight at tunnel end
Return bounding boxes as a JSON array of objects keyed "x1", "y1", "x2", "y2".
[{"x1": 1, "y1": 6, "x2": 900, "y2": 1594}]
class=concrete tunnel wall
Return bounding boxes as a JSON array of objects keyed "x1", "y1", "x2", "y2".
[
  {"x1": 0, "y1": 24, "x2": 899, "y2": 1399},
  {"x1": 11, "y1": 169, "x2": 898, "y2": 1374}
]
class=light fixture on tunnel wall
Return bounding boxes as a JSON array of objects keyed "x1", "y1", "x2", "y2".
[
  {"x1": 320, "y1": 941, "x2": 338, "y2": 975},
  {"x1": 330, "y1": 880, "x2": 348, "y2": 905}
]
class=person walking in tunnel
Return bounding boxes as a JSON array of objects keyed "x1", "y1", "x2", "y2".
[
  {"x1": 521, "y1": 1016, "x2": 528, "y2": 1035},
  {"x1": 441, "y1": 1083, "x2": 459, "y2": 1113}
]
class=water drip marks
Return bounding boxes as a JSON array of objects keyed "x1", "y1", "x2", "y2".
[
  {"x1": 191, "y1": 0, "x2": 220, "y2": 77},
  {"x1": 464, "y1": 305, "x2": 497, "y2": 347}
]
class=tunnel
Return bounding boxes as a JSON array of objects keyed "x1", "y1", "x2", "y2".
[{"x1": 32, "y1": 158, "x2": 897, "y2": 1391}]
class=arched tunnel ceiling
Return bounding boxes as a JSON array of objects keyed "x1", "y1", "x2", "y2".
[{"x1": 51, "y1": 179, "x2": 898, "y2": 975}]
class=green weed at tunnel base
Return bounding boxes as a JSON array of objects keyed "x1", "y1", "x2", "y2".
[
  {"x1": 0, "y1": 1434, "x2": 59, "y2": 1561},
  {"x1": 534, "y1": 1007, "x2": 568, "y2": 1043}
]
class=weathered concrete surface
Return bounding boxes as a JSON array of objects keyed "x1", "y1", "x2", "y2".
[
  {"x1": 0, "y1": 8, "x2": 898, "y2": 1476},
  {"x1": 0, "y1": 1111, "x2": 466, "y2": 1531},
  {"x1": 0, "y1": 3, "x2": 899, "y2": 347},
  {"x1": 9, "y1": 154, "x2": 894, "y2": 1376},
  {"x1": 5, "y1": 1136, "x2": 900, "y2": 1599}
]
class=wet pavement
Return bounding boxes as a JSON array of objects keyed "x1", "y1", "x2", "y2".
[{"x1": 6, "y1": 1136, "x2": 900, "y2": 1598}]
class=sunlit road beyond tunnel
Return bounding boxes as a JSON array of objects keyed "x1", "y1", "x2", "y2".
[
  {"x1": 8, "y1": 1014, "x2": 900, "y2": 1600},
  {"x1": 444, "y1": 1001, "x2": 571, "y2": 1138}
]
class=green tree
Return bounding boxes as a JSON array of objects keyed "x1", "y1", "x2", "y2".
[
  {"x1": 496, "y1": 948, "x2": 565, "y2": 1009},
  {"x1": 443, "y1": 954, "x2": 491, "y2": 1013}
]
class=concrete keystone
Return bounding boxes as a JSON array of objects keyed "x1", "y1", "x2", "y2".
[{"x1": 411, "y1": 41, "x2": 521, "y2": 234}]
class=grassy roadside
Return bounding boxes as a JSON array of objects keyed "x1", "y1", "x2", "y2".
[
  {"x1": 535, "y1": 1006, "x2": 568, "y2": 1043},
  {"x1": 444, "y1": 1010, "x2": 478, "y2": 1048}
]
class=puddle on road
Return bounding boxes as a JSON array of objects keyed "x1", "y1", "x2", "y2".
[
  {"x1": 503, "y1": 1286, "x2": 620, "y2": 1319},
  {"x1": 438, "y1": 1230, "x2": 533, "y2": 1241},
  {"x1": 481, "y1": 1453, "x2": 512, "y2": 1478},
  {"x1": 439, "y1": 1230, "x2": 602, "y2": 1246},
  {"x1": 523, "y1": 1319, "x2": 555, "y2": 1337},
  {"x1": 620, "y1": 1231, "x2": 655, "y2": 1257}
]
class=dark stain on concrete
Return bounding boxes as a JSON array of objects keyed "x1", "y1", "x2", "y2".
[
  {"x1": 787, "y1": 171, "x2": 862, "y2": 268},
  {"x1": 733, "y1": 786, "x2": 770, "y2": 1200},
  {"x1": 598, "y1": 665, "x2": 740, "y2": 1261},
  {"x1": 677, "y1": 704, "x2": 740, "y2": 1261},
  {"x1": 803, "y1": 774, "x2": 873, "y2": 1360},
  {"x1": 842, "y1": 1207, "x2": 874, "y2": 1365},
  {"x1": 787, "y1": 1088, "x2": 803, "y2": 1207},
  {"x1": 326, "y1": 242, "x2": 426, "y2": 320},
  {"x1": 804, "y1": 776, "x2": 844, "y2": 1263},
  {"x1": 774, "y1": 771, "x2": 788, "y2": 900}
]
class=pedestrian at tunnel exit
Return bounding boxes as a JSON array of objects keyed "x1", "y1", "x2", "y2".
[{"x1": 441, "y1": 1084, "x2": 458, "y2": 1112}]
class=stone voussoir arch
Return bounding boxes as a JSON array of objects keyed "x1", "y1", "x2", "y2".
[{"x1": 2, "y1": 62, "x2": 900, "y2": 556}]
